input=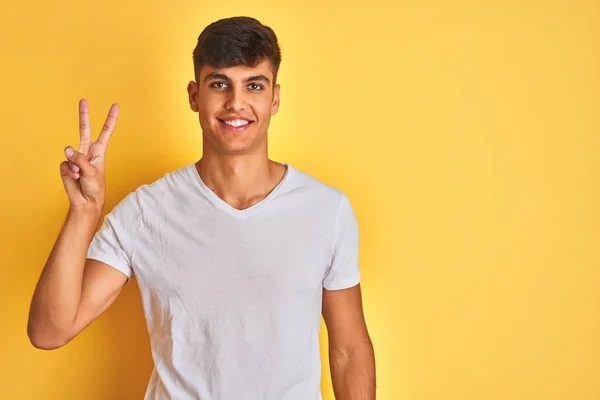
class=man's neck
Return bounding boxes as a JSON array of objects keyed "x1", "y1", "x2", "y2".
[{"x1": 195, "y1": 152, "x2": 287, "y2": 211}]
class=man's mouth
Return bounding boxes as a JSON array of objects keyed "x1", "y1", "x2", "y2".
[{"x1": 217, "y1": 118, "x2": 254, "y2": 132}]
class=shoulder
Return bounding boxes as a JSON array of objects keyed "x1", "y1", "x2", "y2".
[
  {"x1": 107, "y1": 164, "x2": 195, "y2": 217},
  {"x1": 285, "y1": 164, "x2": 348, "y2": 211},
  {"x1": 134, "y1": 164, "x2": 195, "y2": 199}
]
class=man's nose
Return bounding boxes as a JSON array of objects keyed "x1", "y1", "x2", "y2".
[{"x1": 225, "y1": 86, "x2": 247, "y2": 112}]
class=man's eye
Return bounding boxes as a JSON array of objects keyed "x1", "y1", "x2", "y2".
[
  {"x1": 248, "y1": 83, "x2": 264, "y2": 91},
  {"x1": 211, "y1": 82, "x2": 228, "y2": 89}
]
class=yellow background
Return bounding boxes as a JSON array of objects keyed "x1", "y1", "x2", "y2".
[{"x1": 1, "y1": 0, "x2": 598, "y2": 399}]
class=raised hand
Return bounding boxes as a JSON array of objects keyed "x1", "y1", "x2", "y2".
[{"x1": 60, "y1": 99, "x2": 120, "y2": 210}]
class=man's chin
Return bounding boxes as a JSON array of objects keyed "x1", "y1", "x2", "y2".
[
  {"x1": 203, "y1": 130, "x2": 264, "y2": 155},
  {"x1": 215, "y1": 140, "x2": 254, "y2": 155}
]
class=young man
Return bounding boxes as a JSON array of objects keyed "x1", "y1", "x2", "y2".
[{"x1": 28, "y1": 16, "x2": 375, "y2": 400}]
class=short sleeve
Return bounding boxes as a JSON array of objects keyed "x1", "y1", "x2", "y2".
[
  {"x1": 323, "y1": 193, "x2": 361, "y2": 290},
  {"x1": 86, "y1": 192, "x2": 140, "y2": 280}
]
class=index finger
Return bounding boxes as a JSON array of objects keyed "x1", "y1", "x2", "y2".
[
  {"x1": 79, "y1": 98, "x2": 92, "y2": 153},
  {"x1": 96, "y1": 103, "x2": 120, "y2": 146}
]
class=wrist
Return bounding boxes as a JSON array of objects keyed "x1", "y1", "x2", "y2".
[{"x1": 68, "y1": 203, "x2": 104, "y2": 219}]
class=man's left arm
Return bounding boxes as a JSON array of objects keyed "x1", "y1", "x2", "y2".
[{"x1": 322, "y1": 283, "x2": 376, "y2": 399}]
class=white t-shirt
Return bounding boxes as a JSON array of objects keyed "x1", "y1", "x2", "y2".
[{"x1": 87, "y1": 162, "x2": 361, "y2": 400}]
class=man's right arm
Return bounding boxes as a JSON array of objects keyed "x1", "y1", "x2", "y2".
[{"x1": 28, "y1": 98, "x2": 126, "y2": 350}]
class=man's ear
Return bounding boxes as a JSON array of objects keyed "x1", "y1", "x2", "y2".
[
  {"x1": 187, "y1": 81, "x2": 199, "y2": 112},
  {"x1": 271, "y1": 84, "x2": 281, "y2": 115}
]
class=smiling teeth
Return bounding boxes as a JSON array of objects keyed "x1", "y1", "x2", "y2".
[{"x1": 224, "y1": 119, "x2": 250, "y2": 127}]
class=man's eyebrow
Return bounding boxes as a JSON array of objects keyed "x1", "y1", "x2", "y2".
[
  {"x1": 204, "y1": 72, "x2": 231, "y2": 83},
  {"x1": 245, "y1": 75, "x2": 271, "y2": 85}
]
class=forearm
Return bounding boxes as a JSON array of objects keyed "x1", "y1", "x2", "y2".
[
  {"x1": 28, "y1": 206, "x2": 102, "y2": 343},
  {"x1": 330, "y1": 342, "x2": 376, "y2": 400}
]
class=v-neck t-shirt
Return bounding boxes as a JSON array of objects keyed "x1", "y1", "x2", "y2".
[{"x1": 86, "y1": 162, "x2": 361, "y2": 400}]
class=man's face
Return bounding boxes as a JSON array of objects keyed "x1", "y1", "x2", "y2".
[{"x1": 187, "y1": 60, "x2": 280, "y2": 155}]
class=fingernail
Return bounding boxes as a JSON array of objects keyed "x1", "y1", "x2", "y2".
[{"x1": 66, "y1": 147, "x2": 74, "y2": 157}]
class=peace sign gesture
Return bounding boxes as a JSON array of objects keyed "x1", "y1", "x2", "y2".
[{"x1": 60, "y1": 99, "x2": 120, "y2": 210}]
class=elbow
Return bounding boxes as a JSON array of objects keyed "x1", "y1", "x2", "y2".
[{"x1": 27, "y1": 321, "x2": 71, "y2": 350}]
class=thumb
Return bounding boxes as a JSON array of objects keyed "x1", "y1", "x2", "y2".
[{"x1": 64, "y1": 146, "x2": 95, "y2": 178}]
